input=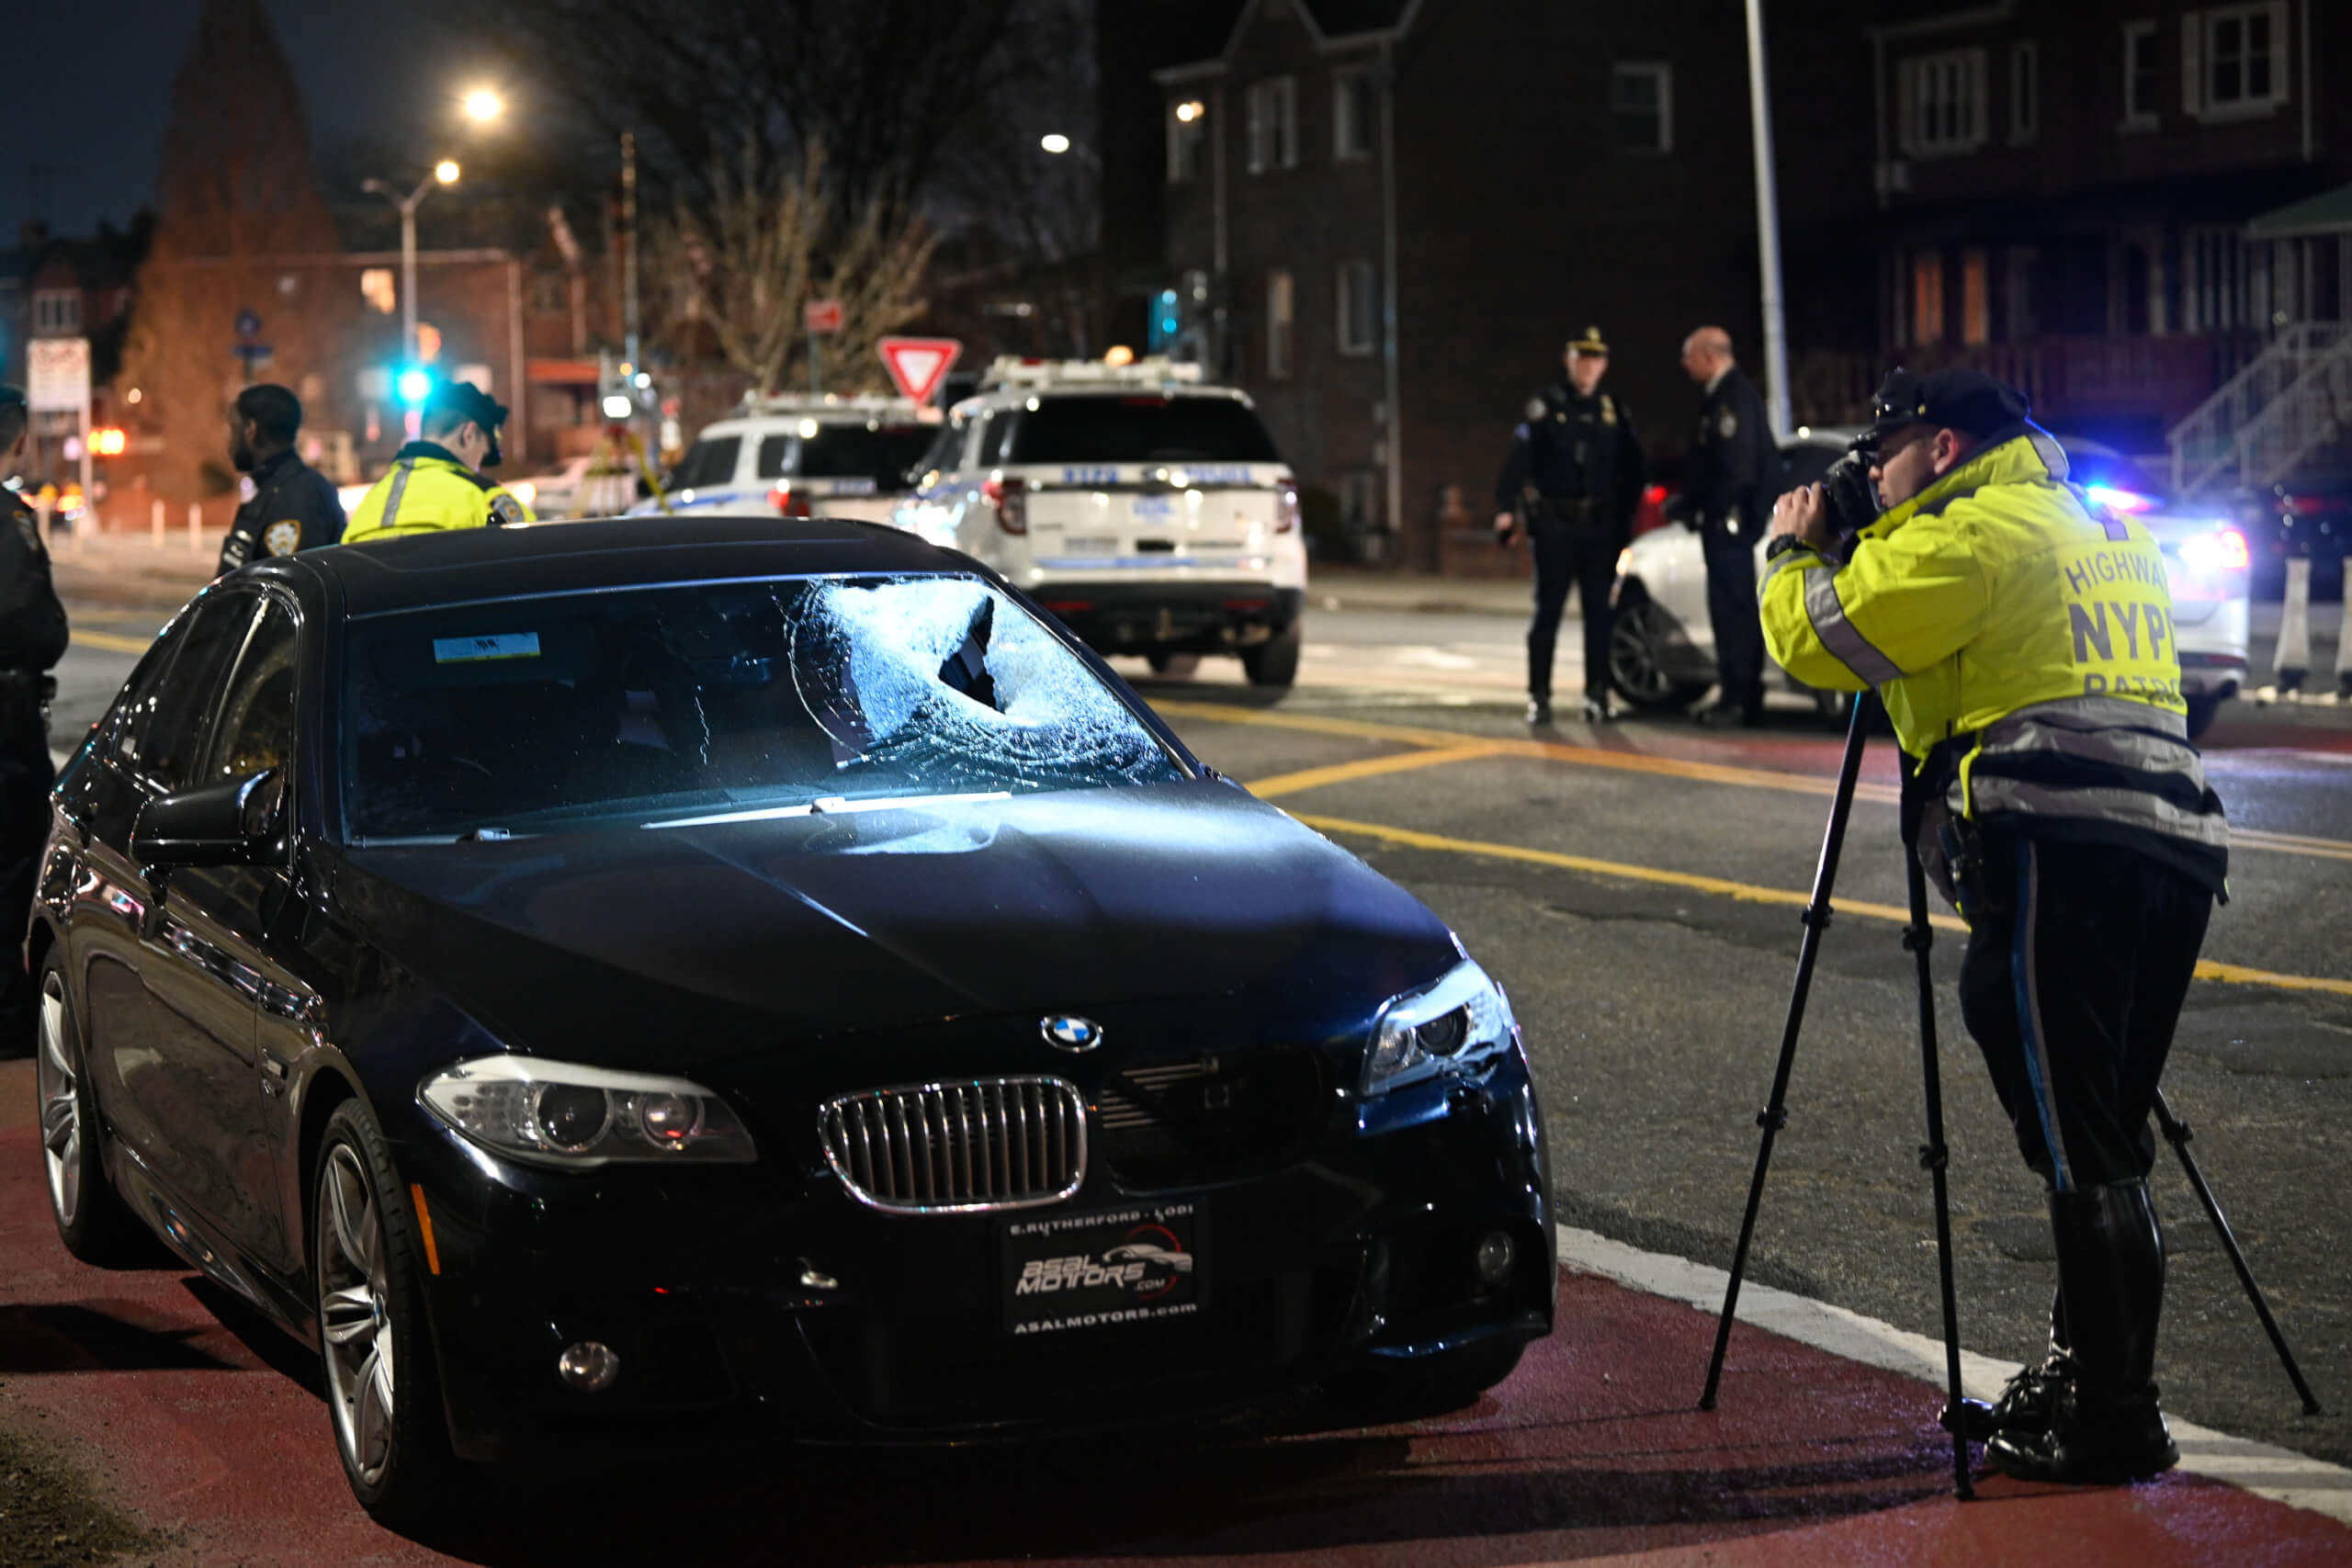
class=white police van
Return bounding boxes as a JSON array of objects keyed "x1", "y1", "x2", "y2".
[
  {"x1": 632, "y1": 394, "x2": 937, "y2": 522},
  {"x1": 888, "y1": 356, "x2": 1306, "y2": 686}
]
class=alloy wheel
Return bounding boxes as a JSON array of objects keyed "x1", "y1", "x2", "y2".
[
  {"x1": 36, "y1": 972, "x2": 79, "y2": 1228},
  {"x1": 1610, "y1": 603, "x2": 1677, "y2": 704},
  {"x1": 318, "y1": 1144, "x2": 398, "y2": 1488}
]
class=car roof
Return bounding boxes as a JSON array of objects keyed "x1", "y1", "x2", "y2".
[
  {"x1": 260, "y1": 515, "x2": 969, "y2": 618},
  {"x1": 949, "y1": 382, "x2": 1252, "y2": 419}
]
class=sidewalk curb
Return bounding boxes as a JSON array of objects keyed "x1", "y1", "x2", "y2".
[{"x1": 1557, "y1": 1221, "x2": 2352, "y2": 1525}]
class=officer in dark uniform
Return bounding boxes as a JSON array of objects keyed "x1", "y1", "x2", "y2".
[
  {"x1": 1494, "y1": 326, "x2": 1645, "y2": 725},
  {"x1": 1670, "y1": 324, "x2": 1776, "y2": 727},
  {"x1": 0, "y1": 387, "x2": 69, "y2": 1059},
  {"x1": 217, "y1": 382, "x2": 345, "y2": 576}
]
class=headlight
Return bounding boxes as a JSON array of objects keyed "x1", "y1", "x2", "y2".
[
  {"x1": 1362, "y1": 959, "x2": 1518, "y2": 1096},
  {"x1": 420, "y1": 1056, "x2": 757, "y2": 1167}
]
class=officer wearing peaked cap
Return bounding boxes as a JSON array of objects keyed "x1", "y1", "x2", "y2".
[
  {"x1": 1761, "y1": 365, "x2": 2227, "y2": 1487},
  {"x1": 1494, "y1": 325, "x2": 1645, "y2": 726},
  {"x1": 345, "y1": 379, "x2": 535, "y2": 544},
  {"x1": 0, "y1": 387, "x2": 68, "y2": 1059}
]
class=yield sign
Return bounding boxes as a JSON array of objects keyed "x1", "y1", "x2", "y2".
[{"x1": 877, "y1": 337, "x2": 962, "y2": 405}]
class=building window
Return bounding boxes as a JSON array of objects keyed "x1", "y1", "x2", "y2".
[
  {"x1": 1167, "y1": 98, "x2": 1207, "y2": 183},
  {"x1": 2009, "y1": 41, "x2": 2039, "y2": 143},
  {"x1": 1962, "y1": 250, "x2": 1990, "y2": 344},
  {"x1": 1266, "y1": 269, "x2": 1295, "y2": 379},
  {"x1": 1245, "y1": 77, "x2": 1297, "y2": 174},
  {"x1": 360, "y1": 268, "x2": 397, "y2": 315},
  {"x1": 1898, "y1": 49, "x2": 1987, "y2": 156},
  {"x1": 2122, "y1": 21, "x2": 2159, "y2": 128},
  {"x1": 31, "y1": 290, "x2": 81, "y2": 334},
  {"x1": 1611, "y1": 62, "x2": 1672, "y2": 153},
  {"x1": 2187, "y1": 4, "x2": 2286, "y2": 117},
  {"x1": 1913, "y1": 252, "x2": 1947, "y2": 344},
  {"x1": 1333, "y1": 71, "x2": 1374, "y2": 161},
  {"x1": 2183, "y1": 226, "x2": 2248, "y2": 332},
  {"x1": 1336, "y1": 260, "x2": 1376, "y2": 356}
]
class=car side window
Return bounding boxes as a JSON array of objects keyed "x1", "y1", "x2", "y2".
[
  {"x1": 107, "y1": 620, "x2": 190, "y2": 773},
  {"x1": 138, "y1": 592, "x2": 262, "y2": 792},
  {"x1": 979, "y1": 412, "x2": 1019, "y2": 466},
  {"x1": 202, "y1": 600, "x2": 300, "y2": 787}
]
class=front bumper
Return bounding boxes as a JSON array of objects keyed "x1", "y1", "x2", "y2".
[{"x1": 396, "y1": 1051, "x2": 1551, "y2": 1461}]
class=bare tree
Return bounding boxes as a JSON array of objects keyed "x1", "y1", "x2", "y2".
[{"x1": 645, "y1": 146, "x2": 934, "y2": 396}]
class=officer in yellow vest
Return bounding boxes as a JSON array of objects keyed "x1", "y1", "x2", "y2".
[
  {"x1": 1760, "y1": 367, "x2": 2227, "y2": 1488},
  {"x1": 345, "y1": 380, "x2": 534, "y2": 543}
]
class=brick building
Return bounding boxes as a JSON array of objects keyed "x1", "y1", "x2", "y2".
[
  {"x1": 1142, "y1": 0, "x2": 1874, "y2": 572},
  {"x1": 1849, "y1": 0, "x2": 2352, "y2": 454}
]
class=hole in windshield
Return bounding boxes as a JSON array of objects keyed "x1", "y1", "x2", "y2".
[{"x1": 340, "y1": 575, "x2": 1183, "y2": 841}]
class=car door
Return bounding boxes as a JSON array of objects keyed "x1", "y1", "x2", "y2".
[
  {"x1": 74, "y1": 593, "x2": 254, "y2": 1190},
  {"x1": 134, "y1": 595, "x2": 303, "y2": 1261}
]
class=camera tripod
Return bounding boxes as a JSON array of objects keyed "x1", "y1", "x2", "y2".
[{"x1": 1697, "y1": 695, "x2": 2321, "y2": 1501}]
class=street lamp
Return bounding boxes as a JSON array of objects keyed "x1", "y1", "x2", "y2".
[
  {"x1": 1040, "y1": 132, "x2": 1072, "y2": 154},
  {"x1": 364, "y1": 160, "x2": 462, "y2": 367},
  {"x1": 461, "y1": 86, "x2": 505, "y2": 125}
]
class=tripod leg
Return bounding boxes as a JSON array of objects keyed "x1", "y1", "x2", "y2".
[
  {"x1": 1904, "y1": 849, "x2": 1974, "y2": 1500},
  {"x1": 2152, "y1": 1089, "x2": 2324, "y2": 1415},
  {"x1": 1701, "y1": 698, "x2": 1872, "y2": 1411}
]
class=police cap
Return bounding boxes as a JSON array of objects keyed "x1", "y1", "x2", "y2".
[
  {"x1": 1860, "y1": 367, "x2": 2030, "y2": 448},
  {"x1": 1566, "y1": 325, "x2": 1610, "y2": 356},
  {"x1": 424, "y1": 378, "x2": 509, "y2": 434}
]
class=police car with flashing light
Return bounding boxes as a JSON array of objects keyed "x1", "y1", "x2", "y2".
[
  {"x1": 630, "y1": 394, "x2": 937, "y2": 523},
  {"x1": 1610, "y1": 428, "x2": 2252, "y2": 737},
  {"x1": 888, "y1": 356, "x2": 1307, "y2": 688}
]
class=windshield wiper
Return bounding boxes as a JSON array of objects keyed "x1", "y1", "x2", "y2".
[{"x1": 642, "y1": 790, "x2": 1012, "y2": 830}]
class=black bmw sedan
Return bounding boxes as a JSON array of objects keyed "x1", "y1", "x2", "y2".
[{"x1": 29, "y1": 517, "x2": 1552, "y2": 1523}]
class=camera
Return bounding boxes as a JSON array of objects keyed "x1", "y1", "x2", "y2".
[{"x1": 1815, "y1": 449, "x2": 1882, "y2": 558}]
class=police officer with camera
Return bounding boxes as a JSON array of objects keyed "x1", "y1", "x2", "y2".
[
  {"x1": 344, "y1": 380, "x2": 534, "y2": 543},
  {"x1": 217, "y1": 382, "x2": 345, "y2": 576},
  {"x1": 0, "y1": 388, "x2": 69, "y2": 1059},
  {"x1": 1669, "y1": 326, "x2": 1775, "y2": 727},
  {"x1": 1495, "y1": 326, "x2": 1644, "y2": 725},
  {"x1": 1760, "y1": 367, "x2": 2227, "y2": 1485}
]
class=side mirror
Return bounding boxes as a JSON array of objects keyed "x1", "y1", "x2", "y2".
[{"x1": 133, "y1": 770, "x2": 284, "y2": 868}]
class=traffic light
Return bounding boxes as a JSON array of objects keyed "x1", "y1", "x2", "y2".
[{"x1": 90, "y1": 427, "x2": 128, "y2": 457}]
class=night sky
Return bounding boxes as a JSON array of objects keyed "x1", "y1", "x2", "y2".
[{"x1": 12, "y1": 0, "x2": 478, "y2": 239}]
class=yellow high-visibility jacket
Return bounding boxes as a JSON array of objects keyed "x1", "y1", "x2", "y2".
[
  {"x1": 1758, "y1": 429, "x2": 2226, "y2": 892},
  {"x1": 344, "y1": 443, "x2": 535, "y2": 544}
]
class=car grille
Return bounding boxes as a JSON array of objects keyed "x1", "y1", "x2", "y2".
[
  {"x1": 1096, "y1": 1049, "x2": 1329, "y2": 1190},
  {"x1": 820, "y1": 1077, "x2": 1086, "y2": 1213}
]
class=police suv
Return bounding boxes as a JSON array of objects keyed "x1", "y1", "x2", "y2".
[
  {"x1": 632, "y1": 394, "x2": 936, "y2": 523},
  {"x1": 889, "y1": 356, "x2": 1306, "y2": 687}
]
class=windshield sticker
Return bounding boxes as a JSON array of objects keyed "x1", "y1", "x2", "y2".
[{"x1": 433, "y1": 632, "x2": 542, "y2": 664}]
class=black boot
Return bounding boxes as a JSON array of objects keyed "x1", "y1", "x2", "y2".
[
  {"x1": 1988, "y1": 1181, "x2": 2177, "y2": 1483},
  {"x1": 1945, "y1": 1290, "x2": 2070, "y2": 1442}
]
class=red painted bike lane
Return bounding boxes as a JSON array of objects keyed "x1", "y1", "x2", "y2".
[{"x1": 4, "y1": 1068, "x2": 2346, "y2": 1567}]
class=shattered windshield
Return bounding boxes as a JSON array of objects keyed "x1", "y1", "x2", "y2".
[{"x1": 339, "y1": 575, "x2": 1184, "y2": 841}]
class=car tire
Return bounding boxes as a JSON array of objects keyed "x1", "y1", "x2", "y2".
[
  {"x1": 2184, "y1": 693, "x2": 2222, "y2": 740},
  {"x1": 1241, "y1": 625, "x2": 1301, "y2": 689},
  {"x1": 1330, "y1": 1335, "x2": 1528, "y2": 1420},
  {"x1": 1147, "y1": 650, "x2": 1201, "y2": 679},
  {"x1": 33, "y1": 953, "x2": 152, "y2": 1267},
  {"x1": 1609, "y1": 597, "x2": 1710, "y2": 711},
  {"x1": 313, "y1": 1099, "x2": 463, "y2": 1528}
]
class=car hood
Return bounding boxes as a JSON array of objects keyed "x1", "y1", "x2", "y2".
[{"x1": 328, "y1": 781, "x2": 1457, "y2": 1071}]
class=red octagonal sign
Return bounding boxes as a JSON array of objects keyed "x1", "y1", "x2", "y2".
[{"x1": 877, "y1": 337, "x2": 963, "y2": 406}]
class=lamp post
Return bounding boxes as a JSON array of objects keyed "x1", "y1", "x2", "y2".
[{"x1": 363, "y1": 163, "x2": 460, "y2": 366}]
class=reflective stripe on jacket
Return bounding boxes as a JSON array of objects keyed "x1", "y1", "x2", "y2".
[
  {"x1": 1758, "y1": 429, "x2": 2227, "y2": 891},
  {"x1": 344, "y1": 444, "x2": 536, "y2": 544}
]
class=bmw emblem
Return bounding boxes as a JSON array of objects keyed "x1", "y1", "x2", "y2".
[{"x1": 1042, "y1": 1015, "x2": 1103, "y2": 1053}]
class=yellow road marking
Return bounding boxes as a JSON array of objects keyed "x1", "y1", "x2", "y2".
[
  {"x1": 1291, "y1": 811, "x2": 2352, "y2": 998},
  {"x1": 1170, "y1": 700, "x2": 2352, "y2": 861},
  {"x1": 1246, "y1": 744, "x2": 1510, "y2": 800},
  {"x1": 72, "y1": 629, "x2": 154, "y2": 655}
]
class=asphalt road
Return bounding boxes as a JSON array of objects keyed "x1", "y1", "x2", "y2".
[{"x1": 39, "y1": 592, "x2": 2352, "y2": 1482}]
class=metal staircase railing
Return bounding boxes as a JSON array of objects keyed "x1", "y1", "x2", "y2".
[
  {"x1": 2169, "y1": 322, "x2": 2349, "y2": 496},
  {"x1": 2233, "y1": 333, "x2": 2352, "y2": 493}
]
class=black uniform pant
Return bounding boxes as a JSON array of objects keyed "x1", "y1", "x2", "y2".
[
  {"x1": 1702, "y1": 527, "x2": 1765, "y2": 711},
  {"x1": 1527, "y1": 517, "x2": 1615, "y2": 702},
  {"x1": 1955, "y1": 829, "x2": 2212, "y2": 1190},
  {"x1": 0, "y1": 729, "x2": 53, "y2": 1058}
]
